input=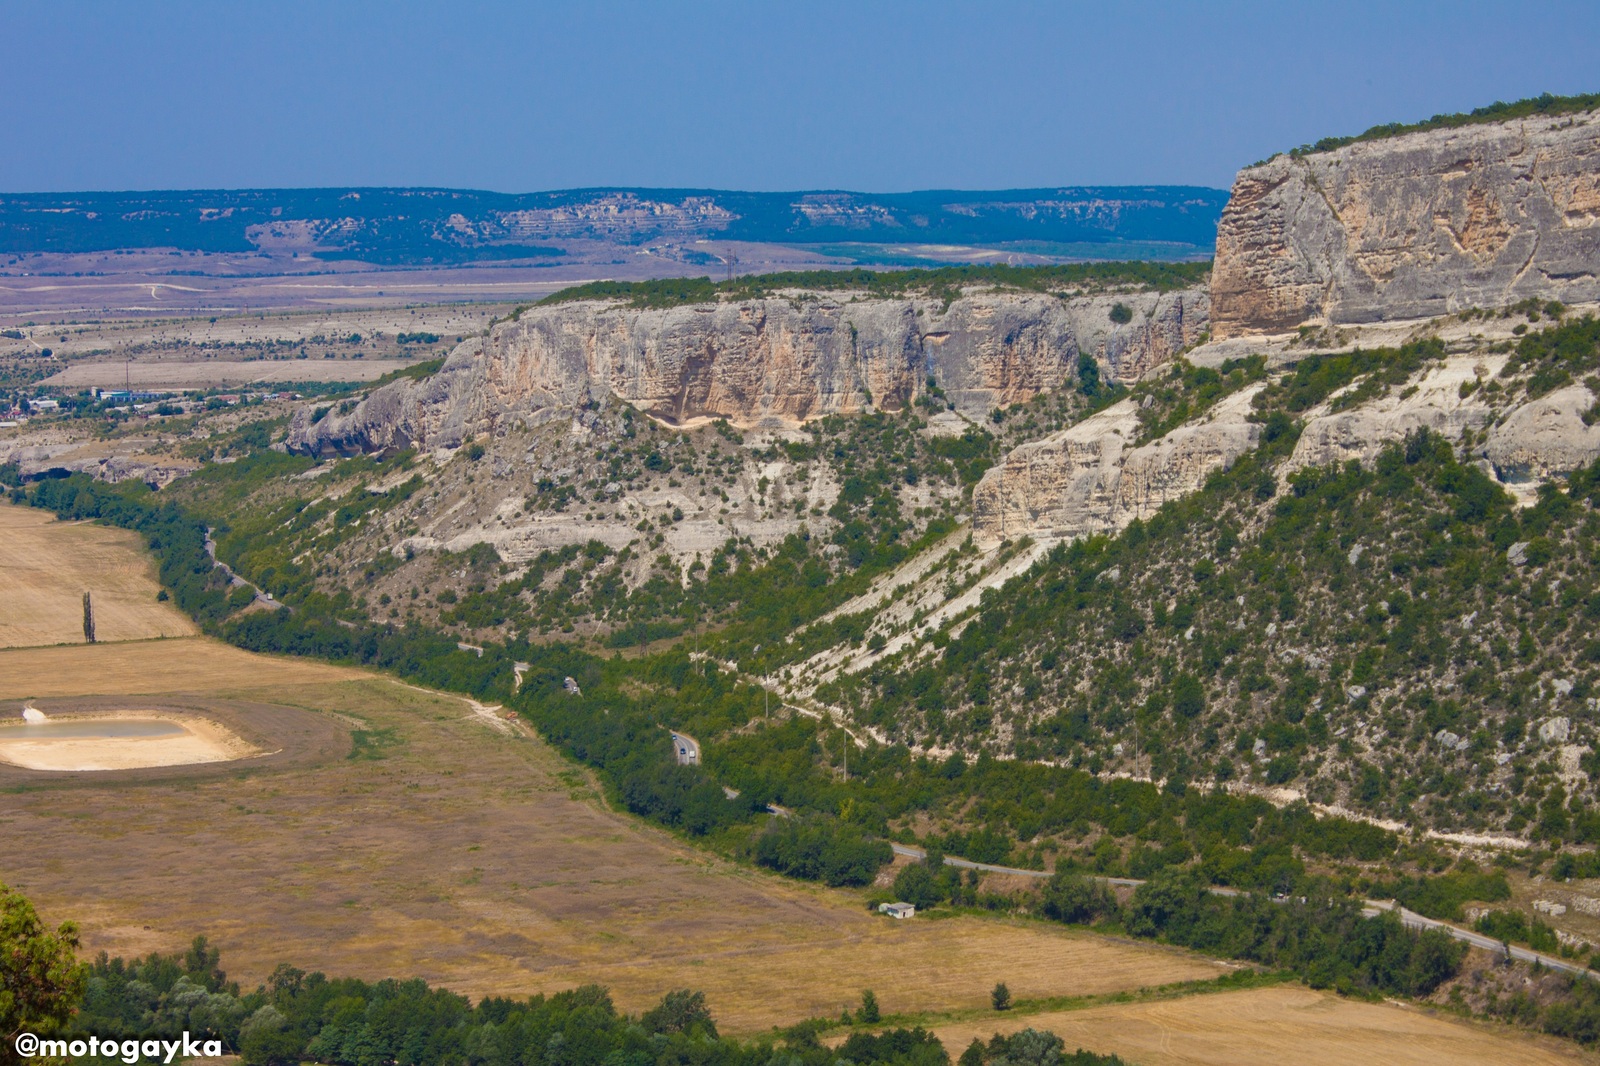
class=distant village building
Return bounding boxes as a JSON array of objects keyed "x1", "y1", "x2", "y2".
[{"x1": 878, "y1": 902, "x2": 916, "y2": 919}]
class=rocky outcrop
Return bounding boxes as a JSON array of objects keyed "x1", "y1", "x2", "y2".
[
  {"x1": 1288, "y1": 357, "x2": 1498, "y2": 470},
  {"x1": 0, "y1": 441, "x2": 196, "y2": 487},
  {"x1": 972, "y1": 385, "x2": 1262, "y2": 542},
  {"x1": 1284, "y1": 357, "x2": 1600, "y2": 484},
  {"x1": 287, "y1": 289, "x2": 1206, "y2": 455},
  {"x1": 1211, "y1": 110, "x2": 1600, "y2": 338},
  {"x1": 1486, "y1": 384, "x2": 1600, "y2": 481}
]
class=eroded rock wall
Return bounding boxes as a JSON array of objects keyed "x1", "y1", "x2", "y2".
[
  {"x1": 972, "y1": 385, "x2": 1263, "y2": 542},
  {"x1": 1211, "y1": 111, "x2": 1600, "y2": 338},
  {"x1": 287, "y1": 289, "x2": 1206, "y2": 455}
]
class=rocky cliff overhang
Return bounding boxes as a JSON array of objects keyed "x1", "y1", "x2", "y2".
[
  {"x1": 1210, "y1": 110, "x2": 1600, "y2": 338},
  {"x1": 286, "y1": 288, "x2": 1207, "y2": 456}
]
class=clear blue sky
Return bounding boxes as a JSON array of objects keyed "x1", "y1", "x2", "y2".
[{"x1": 6, "y1": 0, "x2": 1598, "y2": 194}]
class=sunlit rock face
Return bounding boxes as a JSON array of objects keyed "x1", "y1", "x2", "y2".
[
  {"x1": 1210, "y1": 111, "x2": 1600, "y2": 339},
  {"x1": 287, "y1": 288, "x2": 1206, "y2": 455}
]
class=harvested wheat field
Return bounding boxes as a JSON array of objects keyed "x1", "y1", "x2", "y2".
[
  {"x1": 38, "y1": 358, "x2": 422, "y2": 391},
  {"x1": 0, "y1": 503, "x2": 198, "y2": 647},
  {"x1": 0, "y1": 636, "x2": 363, "y2": 699},
  {"x1": 925, "y1": 984, "x2": 1589, "y2": 1066},
  {"x1": 0, "y1": 661, "x2": 1222, "y2": 1035}
]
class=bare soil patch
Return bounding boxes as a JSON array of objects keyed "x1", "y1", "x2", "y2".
[
  {"x1": 0, "y1": 698, "x2": 344, "y2": 782},
  {"x1": 0, "y1": 504, "x2": 198, "y2": 647},
  {"x1": 923, "y1": 985, "x2": 1589, "y2": 1066}
]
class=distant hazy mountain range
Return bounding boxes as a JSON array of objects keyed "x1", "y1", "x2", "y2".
[{"x1": 0, "y1": 187, "x2": 1226, "y2": 265}]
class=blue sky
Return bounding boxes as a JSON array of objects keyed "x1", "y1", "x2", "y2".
[{"x1": 5, "y1": 0, "x2": 1598, "y2": 193}]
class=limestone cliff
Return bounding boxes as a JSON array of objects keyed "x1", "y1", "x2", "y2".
[
  {"x1": 1211, "y1": 110, "x2": 1600, "y2": 338},
  {"x1": 1287, "y1": 357, "x2": 1501, "y2": 471},
  {"x1": 287, "y1": 288, "x2": 1206, "y2": 455},
  {"x1": 972, "y1": 385, "x2": 1263, "y2": 542},
  {"x1": 975, "y1": 348, "x2": 1600, "y2": 544},
  {"x1": 1485, "y1": 383, "x2": 1600, "y2": 482}
]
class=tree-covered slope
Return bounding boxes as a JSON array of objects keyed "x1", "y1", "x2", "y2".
[{"x1": 816, "y1": 318, "x2": 1600, "y2": 841}]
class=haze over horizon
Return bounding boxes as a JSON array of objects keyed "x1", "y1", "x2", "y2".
[{"x1": 6, "y1": 0, "x2": 1600, "y2": 196}]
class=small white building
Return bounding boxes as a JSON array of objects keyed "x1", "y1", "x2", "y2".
[{"x1": 878, "y1": 902, "x2": 916, "y2": 919}]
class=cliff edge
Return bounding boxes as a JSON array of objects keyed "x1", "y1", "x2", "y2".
[
  {"x1": 1210, "y1": 109, "x2": 1600, "y2": 338},
  {"x1": 288, "y1": 288, "x2": 1206, "y2": 455}
]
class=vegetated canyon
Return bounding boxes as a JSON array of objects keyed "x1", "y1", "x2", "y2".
[{"x1": 21, "y1": 98, "x2": 1600, "y2": 854}]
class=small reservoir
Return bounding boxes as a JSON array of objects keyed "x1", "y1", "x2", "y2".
[
  {"x1": 0, "y1": 712, "x2": 253, "y2": 771},
  {"x1": 0, "y1": 719, "x2": 187, "y2": 740}
]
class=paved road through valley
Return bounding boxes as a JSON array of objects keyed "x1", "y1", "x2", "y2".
[
  {"x1": 670, "y1": 730, "x2": 700, "y2": 766},
  {"x1": 888, "y1": 843, "x2": 1592, "y2": 978}
]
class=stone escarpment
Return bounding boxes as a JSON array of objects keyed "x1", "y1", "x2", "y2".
[
  {"x1": 972, "y1": 358, "x2": 1600, "y2": 543},
  {"x1": 0, "y1": 440, "x2": 196, "y2": 488},
  {"x1": 1211, "y1": 110, "x2": 1600, "y2": 338},
  {"x1": 286, "y1": 289, "x2": 1206, "y2": 456},
  {"x1": 1485, "y1": 383, "x2": 1600, "y2": 482},
  {"x1": 972, "y1": 386, "x2": 1263, "y2": 543},
  {"x1": 1286, "y1": 357, "x2": 1503, "y2": 472}
]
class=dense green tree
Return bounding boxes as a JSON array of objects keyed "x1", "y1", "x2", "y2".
[
  {"x1": 991, "y1": 982, "x2": 1011, "y2": 1011},
  {"x1": 1, "y1": 884, "x2": 86, "y2": 1066}
]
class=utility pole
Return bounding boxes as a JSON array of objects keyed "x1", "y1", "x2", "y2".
[{"x1": 82, "y1": 591, "x2": 96, "y2": 644}]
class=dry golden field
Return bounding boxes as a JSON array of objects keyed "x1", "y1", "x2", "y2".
[
  {"x1": 0, "y1": 501, "x2": 1584, "y2": 1062},
  {"x1": 0, "y1": 503, "x2": 198, "y2": 647},
  {"x1": 924, "y1": 984, "x2": 1592, "y2": 1066},
  {"x1": 0, "y1": 637, "x2": 362, "y2": 699},
  {"x1": 0, "y1": 668, "x2": 1221, "y2": 1034}
]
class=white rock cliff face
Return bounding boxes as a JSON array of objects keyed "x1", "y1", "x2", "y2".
[
  {"x1": 1486, "y1": 383, "x2": 1600, "y2": 481},
  {"x1": 1210, "y1": 110, "x2": 1600, "y2": 338},
  {"x1": 1287, "y1": 357, "x2": 1503, "y2": 471},
  {"x1": 287, "y1": 289, "x2": 1206, "y2": 454},
  {"x1": 972, "y1": 385, "x2": 1264, "y2": 542}
]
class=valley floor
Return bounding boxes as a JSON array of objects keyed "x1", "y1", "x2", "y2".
[{"x1": 0, "y1": 503, "x2": 1587, "y2": 1060}]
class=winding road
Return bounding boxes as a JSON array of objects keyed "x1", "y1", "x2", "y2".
[
  {"x1": 204, "y1": 527, "x2": 281, "y2": 610},
  {"x1": 670, "y1": 729, "x2": 700, "y2": 766},
  {"x1": 887, "y1": 842, "x2": 1594, "y2": 979}
]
